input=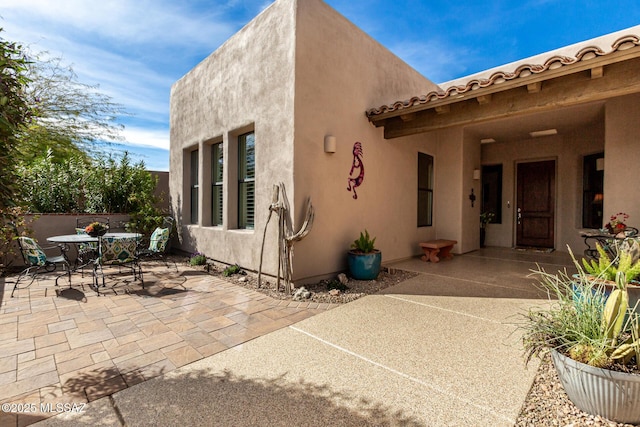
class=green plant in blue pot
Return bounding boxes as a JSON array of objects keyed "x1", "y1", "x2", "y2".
[{"x1": 347, "y1": 229, "x2": 381, "y2": 280}]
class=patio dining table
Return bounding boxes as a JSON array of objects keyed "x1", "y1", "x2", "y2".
[
  {"x1": 580, "y1": 227, "x2": 639, "y2": 260},
  {"x1": 47, "y1": 232, "x2": 143, "y2": 294},
  {"x1": 47, "y1": 232, "x2": 141, "y2": 244},
  {"x1": 47, "y1": 232, "x2": 141, "y2": 270},
  {"x1": 47, "y1": 232, "x2": 142, "y2": 261}
]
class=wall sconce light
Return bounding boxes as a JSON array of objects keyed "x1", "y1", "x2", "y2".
[
  {"x1": 473, "y1": 169, "x2": 481, "y2": 180},
  {"x1": 596, "y1": 158, "x2": 604, "y2": 171},
  {"x1": 324, "y1": 135, "x2": 336, "y2": 153},
  {"x1": 593, "y1": 193, "x2": 604, "y2": 203}
]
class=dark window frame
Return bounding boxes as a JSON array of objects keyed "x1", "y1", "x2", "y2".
[
  {"x1": 238, "y1": 132, "x2": 255, "y2": 230},
  {"x1": 417, "y1": 152, "x2": 433, "y2": 227},
  {"x1": 582, "y1": 152, "x2": 604, "y2": 229},
  {"x1": 211, "y1": 142, "x2": 223, "y2": 226},
  {"x1": 190, "y1": 149, "x2": 199, "y2": 224},
  {"x1": 481, "y1": 164, "x2": 503, "y2": 224}
]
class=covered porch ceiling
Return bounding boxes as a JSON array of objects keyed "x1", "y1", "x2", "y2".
[
  {"x1": 367, "y1": 42, "x2": 640, "y2": 142},
  {"x1": 465, "y1": 101, "x2": 605, "y2": 145}
]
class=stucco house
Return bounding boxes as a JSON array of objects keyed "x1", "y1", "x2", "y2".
[{"x1": 170, "y1": 0, "x2": 640, "y2": 283}]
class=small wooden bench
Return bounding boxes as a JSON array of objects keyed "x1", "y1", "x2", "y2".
[{"x1": 419, "y1": 239, "x2": 457, "y2": 263}]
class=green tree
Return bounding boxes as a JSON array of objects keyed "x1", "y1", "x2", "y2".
[
  {"x1": 17, "y1": 149, "x2": 86, "y2": 213},
  {"x1": 0, "y1": 29, "x2": 35, "y2": 208},
  {"x1": 84, "y1": 152, "x2": 158, "y2": 214},
  {"x1": 19, "y1": 151, "x2": 162, "y2": 216},
  {"x1": 20, "y1": 53, "x2": 126, "y2": 163},
  {"x1": 0, "y1": 206, "x2": 34, "y2": 269}
]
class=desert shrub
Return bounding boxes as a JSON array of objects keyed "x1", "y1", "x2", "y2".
[
  {"x1": 0, "y1": 207, "x2": 35, "y2": 271},
  {"x1": 189, "y1": 252, "x2": 207, "y2": 266}
]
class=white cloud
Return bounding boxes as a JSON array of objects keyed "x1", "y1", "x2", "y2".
[
  {"x1": 0, "y1": 0, "x2": 239, "y2": 48},
  {"x1": 0, "y1": 0, "x2": 258, "y2": 127},
  {"x1": 121, "y1": 126, "x2": 169, "y2": 151}
]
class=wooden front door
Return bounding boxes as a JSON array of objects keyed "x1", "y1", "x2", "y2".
[{"x1": 516, "y1": 160, "x2": 555, "y2": 248}]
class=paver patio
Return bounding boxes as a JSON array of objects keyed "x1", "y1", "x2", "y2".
[
  {"x1": 16, "y1": 247, "x2": 576, "y2": 426},
  {"x1": 0, "y1": 260, "x2": 337, "y2": 426}
]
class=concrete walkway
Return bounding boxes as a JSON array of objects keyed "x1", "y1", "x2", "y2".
[{"x1": 20, "y1": 248, "x2": 574, "y2": 426}]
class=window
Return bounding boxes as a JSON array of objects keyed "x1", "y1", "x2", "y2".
[
  {"x1": 582, "y1": 152, "x2": 604, "y2": 228},
  {"x1": 481, "y1": 164, "x2": 502, "y2": 223},
  {"x1": 238, "y1": 132, "x2": 255, "y2": 229},
  {"x1": 211, "y1": 142, "x2": 223, "y2": 226},
  {"x1": 190, "y1": 149, "x2": 199, "y2": 224},
  {"x1": 417, "y1": 153, "x2": 433, "y2": 227}
]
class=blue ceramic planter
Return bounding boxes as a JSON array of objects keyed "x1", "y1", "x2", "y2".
[
  {"x1": 571, "y1": 274, "x2": 640, "y2": 311},
  {"x1": 347, "y1": 250, "x2": 381, "y2": 280}
]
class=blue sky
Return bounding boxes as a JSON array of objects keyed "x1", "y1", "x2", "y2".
[{"x1": 1, "y1": 0, "x2": 639, "y2": 171}]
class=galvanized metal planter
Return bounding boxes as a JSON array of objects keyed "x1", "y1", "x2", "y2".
[{"x1": 552, "y1": 349, "x2": 640, "y2": 424}]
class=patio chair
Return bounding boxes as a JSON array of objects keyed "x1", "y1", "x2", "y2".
[
  {"x1": 75, "y1": 217, "x2": 109, "y2": 262},
  {"x1": 161, "y1": 216, "x2": 174, "y2": 245},
  {"x1": 137, "y1": 220, "x2": 176, "y2": 270},
  {"x1": 11, "y1": 236, "x2": 71, "y2": 297},
  {"x1": 93, "y1": 235, "x2": 143, "y2": 294},
  {"x1": 74, "y1": 227, "x2": 99, "y2": 267}
]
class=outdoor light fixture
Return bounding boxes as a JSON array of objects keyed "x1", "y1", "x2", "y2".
[
  {"x1": 480, "y1": 138, "x2": 496, "y2": 144},
  {"x1": 324, "y1": 135, "x2": 336, "y2": 153},
  {"x1": 473, "y1": 169, "x2": 481, "y2": 180}
]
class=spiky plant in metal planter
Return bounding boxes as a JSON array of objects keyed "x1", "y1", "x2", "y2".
[{"x1": 521, "y1": 247, "x2": 640, "y2": 423}]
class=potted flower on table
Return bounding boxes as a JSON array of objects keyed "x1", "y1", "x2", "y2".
[
  {"x1": 85, "y1": 222, "x2": 108, "y2": 237},
  {"x1": 606, "y1": 212, "x2": 629, "y2": 235}
]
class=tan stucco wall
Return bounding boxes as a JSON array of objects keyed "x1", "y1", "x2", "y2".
[
  {"x1": 461, "y1": 134, "x2": 482, "y2": 253},
  {"x1": 290, "y1": 0, "x2": 443, "y2": 281},
  {"x1": 150, "y1": 171, "x2": 170, "y2": 213},
  {"x1": 169, "y1": 0, "x2": 297, "y2": 275},
  {"x1": 604, "y1": 93, "x2": 640, "y2": 227},
  {"x1": 169, "y1": 0, "x2": 480, "y2": 281},
  {"x1": 481, "y1": 120, "x2": 604, "y2": 253},
  {"x1": 169, "y1": 0, "x2": 640, "y2": 282}
]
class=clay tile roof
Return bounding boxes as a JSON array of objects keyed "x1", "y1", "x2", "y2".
[{"x1": 366, "y1": 26, "x2": 640, "y2": 119}]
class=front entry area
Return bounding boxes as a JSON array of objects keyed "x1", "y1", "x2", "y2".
[{"x1": 516, "y1": 160, "x2": 556, "y2": 248}]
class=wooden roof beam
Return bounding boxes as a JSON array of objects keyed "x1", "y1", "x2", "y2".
[
  {"x1": 381, "y1": 59, "x2": 640, "y2": 139},
  {"x1": 435, "y1": 104, "x2": 450, "y2": 114},
  {"x1": 527, "y1": 82, "x2": 541, "y2": 93},
  {"x1": 591, "y1": 66, "x2": 604, "y2": 79},
  {"x1": 476, "y1": 94, "x2": 492, "y2": 105}
]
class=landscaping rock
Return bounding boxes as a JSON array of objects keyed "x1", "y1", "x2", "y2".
[
  {"x1": 515, "y1": 354, "x2": 638, "y2": 427},
  {"x1": 338, "y1": 273, "x2": 348, "y2": 285},
  {"x1": 292, "y1": 286, "x2": 311, "y2": 301},
  {"x1": 190, "y1": 256, "x2": 416, "y2": 304}
]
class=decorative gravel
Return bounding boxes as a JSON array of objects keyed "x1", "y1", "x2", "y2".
[
  {"x1": 515, "y1": 354, "x2": 639, "y2": 426},
  {"x1": 191, "y1": 259, "x2": 418, "y2": 304}
]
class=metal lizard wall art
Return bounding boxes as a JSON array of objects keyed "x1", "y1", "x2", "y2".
[{"x1": 347, "y1": 142, "x2": 364, "y2": 199}]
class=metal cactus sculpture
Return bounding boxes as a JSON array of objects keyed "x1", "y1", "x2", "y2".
[{"x1": 258, "y1": 183, "x2": 314, "y2": 294}]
